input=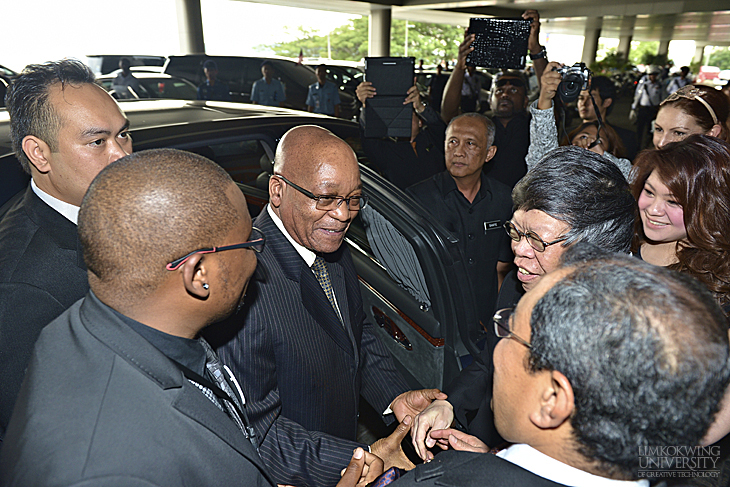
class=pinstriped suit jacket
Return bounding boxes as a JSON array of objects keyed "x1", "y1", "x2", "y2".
[{"x1": 216, "y1": 208, "x2": 410, "y2": 487}]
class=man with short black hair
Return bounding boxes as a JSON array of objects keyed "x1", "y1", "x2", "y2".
[
  {"x1": 112, "y1": 57, "x2": 141, "y2": 99},
  {"x1": 576, "y1": 76, "x2": 638, "y2": 160},
  {"x1": 307, "y1": 64, "x2": 340, "y2": 117},
  {"x1": 0, "y1": 60, "x2": 132, "y2": 440},
  {"x1": 197, "y1": 59, "x2": 231, "y2": 102},
  {"x1": 251, "y1": 60, "x2": 285, "y2": 107}
]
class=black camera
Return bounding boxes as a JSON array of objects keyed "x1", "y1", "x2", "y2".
[{"x1": 554, "y1": 63, "x2": 591, "y2": 103}]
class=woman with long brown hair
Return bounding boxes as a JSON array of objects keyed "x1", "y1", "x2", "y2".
[{"x1": 631, "y1": 134, "x2": 730, "y2": 312}]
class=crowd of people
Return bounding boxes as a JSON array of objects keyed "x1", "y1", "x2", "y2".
[{"x1": 2, "y1": 8, "x2": 730, "y2": 487}]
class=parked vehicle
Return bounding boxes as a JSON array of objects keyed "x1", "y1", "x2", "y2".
[
  {"x1": 163, "y1": 55, "x2": 358, "y2": 119},
  {"x1": 85, "y1": 55, "x2": 166, "y2": 75},
  {"x1": 96, "y1": 71, "x2": 198, "y2": 100},
  {"x1": 0, "y1": 100, "x2": 480, "y2": 391}
]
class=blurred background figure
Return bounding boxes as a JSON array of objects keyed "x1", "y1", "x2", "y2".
[
  {"x1": 112, "y1": 57, "x2": 141, "y2": 99},
  {"x1": 630, "y1": 67, "x2": 662, "y2": 149},
  {"x1": 197, "y1": 60, "x2": 230, "y2": 102},
  {"x1": 251, "y1": 60, "x2": 285, "y2": 107},
  {"x1": 306, "y1": 64, "x2": 341, "y2": 117}
]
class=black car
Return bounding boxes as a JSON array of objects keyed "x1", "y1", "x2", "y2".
[
  {"x1": 163, "y1": 55, "x2": 358, "y2": 119},
  {"x1": 0, "y1": 100, "x2": 479, "y2": 391},
  {"x1": 96, "y1": 72, "x2": 198, "y2": 100}
]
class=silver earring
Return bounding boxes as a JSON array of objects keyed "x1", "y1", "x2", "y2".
[{"x1": 203, "y1": 283, "x2": 209, "y2": 290}]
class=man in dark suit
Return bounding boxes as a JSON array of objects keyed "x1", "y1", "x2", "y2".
[
  {"x1": 343, "y1": 244, "x2": 730, "y2": 486},
  {"x1": 0, "y1": 149, "x2": 277, "y2": 485},
  {"x1": 216, "y1": 125, "x2": 445, "y2": 486},
  {"x1": 0, "y1": 60, "x2": 132, "y2": 441}
]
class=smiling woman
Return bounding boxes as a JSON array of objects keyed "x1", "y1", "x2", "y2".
[{"x1": 631, "y1": 134, "x2": 730, "y2": 314}]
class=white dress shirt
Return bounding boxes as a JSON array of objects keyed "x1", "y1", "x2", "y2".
[
  {"x1": 31, "y1": 179, "x2": 79, "y2": 225},
  {"x1": 497, "y1": 444, "x2": 650, "y2": 487}
]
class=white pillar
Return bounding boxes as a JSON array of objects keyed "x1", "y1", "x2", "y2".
[
  {"x1": 581, "y1": 17, "x2": 603, "y2": 67},
  {"x1": 693, "y1": 44, "x2": 707, "y2": 65},
  {"x1": 175, "y1": 0, "x2": 205, "y2": 55},
  {"x1": 617, "y1": 16, "x2": 635, "y2": 63},
  {"x1": 369, "y1": 6, "x2": 392, "y2": 57}
]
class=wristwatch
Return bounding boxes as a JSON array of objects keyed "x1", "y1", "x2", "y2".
[{"x1": 529, "y1": 47, "x2": 548, "y2": 61}]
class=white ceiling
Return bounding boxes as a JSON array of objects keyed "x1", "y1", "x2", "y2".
[{"x1": 243, "y1": 0, "x2": 730, "y2": 45}]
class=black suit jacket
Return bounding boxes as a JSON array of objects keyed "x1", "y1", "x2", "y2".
[
  {"x1": 215, "y1": 208, "x2": 410, "y2": 486},
  {"x1": 0, "y1": 186, "x2": 89, "y2": 440},
  {"x1": 0, "y1": 292, "x2": 275, "y2": 486},
  {"x1": 392, "y1": 450, "x2": 569, "y2": 487}
]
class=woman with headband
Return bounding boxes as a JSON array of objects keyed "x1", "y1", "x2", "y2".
[{"x1": 653, "y1": 84, "x2": 730, "y2": 148}]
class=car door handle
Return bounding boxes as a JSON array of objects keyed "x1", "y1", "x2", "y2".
[{"x1": 372, "y1": 306, "x2": 412, "y2": 351}]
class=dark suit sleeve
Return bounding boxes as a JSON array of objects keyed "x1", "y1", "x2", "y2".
[
  {"x1": 216, "y1": 288, "x2": 366, "y2": 487},
  {"x1": 0, "y1": 283, "x2": 72, "y2": 438},
  {"x1": 442, "y1": 345, "x2": 504, "y2": 448},
  {"x1": 359, "y1": 318, "x2": 410, "y2": 421}
]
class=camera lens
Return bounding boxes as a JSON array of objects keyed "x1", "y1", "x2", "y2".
[{"x1": 559, "y1": 73, "x2": 582, "y2": 103}]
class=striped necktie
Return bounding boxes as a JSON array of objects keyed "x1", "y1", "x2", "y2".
[{"x1": 312, "y1": 256, "x2": 342, "y2": 322}]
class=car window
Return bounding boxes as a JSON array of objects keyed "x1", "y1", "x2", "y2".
[{"x1": 181, "y1": 137, "x2": 274, "y2": 187}]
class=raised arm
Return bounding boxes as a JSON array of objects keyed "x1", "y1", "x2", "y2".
[
  {"x1": 523, "y1": 10, "x2": 548, "y2": 89},
  {"x1": 440, "y1": 30, "x2": 474, "y2": 123}
]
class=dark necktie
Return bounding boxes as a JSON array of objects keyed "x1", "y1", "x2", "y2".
[{"x1": 312, "y1": 256, "x2": 342, "y2": 322}]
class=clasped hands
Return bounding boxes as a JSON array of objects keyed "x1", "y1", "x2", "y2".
[{"x1": 337, "y1": 392, "x2": 489, "y2": 486}]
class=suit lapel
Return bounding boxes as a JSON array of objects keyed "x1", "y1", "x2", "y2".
[
  {"x1": 301, "y1": 262, "x2": 356, "y2": 357},
  {"x1": 79, "y1": 294, "x2": 275, "y2": 486},
  {"x1": 255, "y1": 208, "x2": 355, "y2": 357}
]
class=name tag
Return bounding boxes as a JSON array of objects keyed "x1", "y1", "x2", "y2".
[{"x1": 484, "y1": 220, "x2": 501, "y2": 232}]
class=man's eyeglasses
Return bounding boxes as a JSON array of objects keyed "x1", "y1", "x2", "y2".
[
  {"x1": 166, "y1": 227, "x2": 265, "y2": 271},
  {"x1": 493, "y1": 308, "x2": 531, "y2": 349},
  {"x1": 504, "y1": 221, "x2": 568, "y2": 253},
  {"x1": 274, "y1": 174, "x2": 369, "y2": 211}
]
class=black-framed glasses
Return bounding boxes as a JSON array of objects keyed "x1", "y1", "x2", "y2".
[
  {"x1": 274, "y1": 174, "x2": 369, "y2": 211},
  {"x1": 166, "y1": 227, "x2": 265, "y2": 271},
  {"x1": 504, "y1": 221, "x2": 568, "y2": 253},
  {"x1": 493, "y1": 308, "x2": 531, "y2": 349}
]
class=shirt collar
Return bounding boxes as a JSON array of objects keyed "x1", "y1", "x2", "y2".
[
  {"x1": 31, "y1": 178, "x2": 80, "y2": 225},
  {"x1": 267, "y1": 204, "x2": 316, "y2": 267},
  {"x1": 497, "y1": 444, "x2": 650, "y2": 487}
]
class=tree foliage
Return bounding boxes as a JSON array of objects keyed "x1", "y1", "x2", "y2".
[
  {"x1": 629, "y1": 41, "x2": 660, "y2": 66},
  {"x1": 258, "y1": 17, "x2": 466, "y2": 64},
  {"x1": 708, "y1": 47, "x2": 730, "y2": 70}
]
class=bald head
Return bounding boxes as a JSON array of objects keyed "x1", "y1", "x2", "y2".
[
  {"x1": 270, "y1": 125, "x2": 362, "y2": 254},
  {"x1": 79, "y1": 149, "x2": 241, "y2": 302}
]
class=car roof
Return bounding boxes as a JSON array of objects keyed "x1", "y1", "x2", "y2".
[{"x1": 0, "y1": 99, "x2": 355, "y2": 158}]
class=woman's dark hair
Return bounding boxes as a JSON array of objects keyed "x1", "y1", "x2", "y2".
[
  {"x1": 631, "y1": 134, "x2": 730, "y2": 310},
  {"x1": 561, "y1": 121, "x2": 626, "y2": 158}
]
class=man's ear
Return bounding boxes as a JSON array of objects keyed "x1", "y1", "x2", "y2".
[
  {"x1": 602, "y1": 98, "x2": 613, "y2": 109},
  {"x1": 484, "y1": 145, "x2": 498, "y2": 164},
  {"x1": 22, "y1": 135, "x2": 52, "y2": 174},
  {"x1": 269, "y1": 175, "x2": 283, "y2": 208},
  {"x1": 180, "y1": 253, "x2": 210, "y2": 299},
  {"x1": 530, "y1": 370, "x2": 575, "y2": 429}
]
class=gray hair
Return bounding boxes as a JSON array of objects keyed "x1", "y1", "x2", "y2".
[
  {"x1": 512, "y1": 146, "x2": 636, "y2": 253},
  {"x1": 447, "y1": 112, "x2": 496, "y2": 147}
]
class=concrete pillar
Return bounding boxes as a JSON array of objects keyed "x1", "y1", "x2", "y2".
[
  {"x1": 657, "y1": 40, "x2": 670, "y2": 57},
  {"x1": 694, "y1": 44, "x2": 707, "y2": 65},
  {"x1": 617, "y1": 16, "x2": 636, "y2": 63},
  {"x1": 581, "y1": 17, "x2": 603, "y2": 67},
  {"x1": 176, "y1": 0, "x2": 205, "y2": 54},
  {"x1": 369, "y1": 6, "x2": 392, "y2": 57}
]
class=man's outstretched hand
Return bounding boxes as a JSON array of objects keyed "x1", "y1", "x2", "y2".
[
  {"x1": 337, "y1": 447, "x2": 385, "y2": 487},
  {"x1": 371, "y1": 415, "x2": 417, "y2": 471},
  {"x1": 390, "y1": 388, "x2": 448, "y2": 423}
]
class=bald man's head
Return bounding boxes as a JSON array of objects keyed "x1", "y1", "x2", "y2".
[
  {"x1": 270, "y1": 125, "x2": 362, "y2": 254},
  {"x1": 79, "y1": 148, "x2": 242, "y2": 303}
]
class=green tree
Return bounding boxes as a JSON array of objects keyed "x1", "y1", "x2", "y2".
[
  {"x1": 259, "y1": 17, "x2": 466, "y2": 64},
  {"x1": 629, "y1": 41, "x2": 660, "y2": 66},
  {"x1": 708, "y1": 47, "x2": 730, "y2": 69}
]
